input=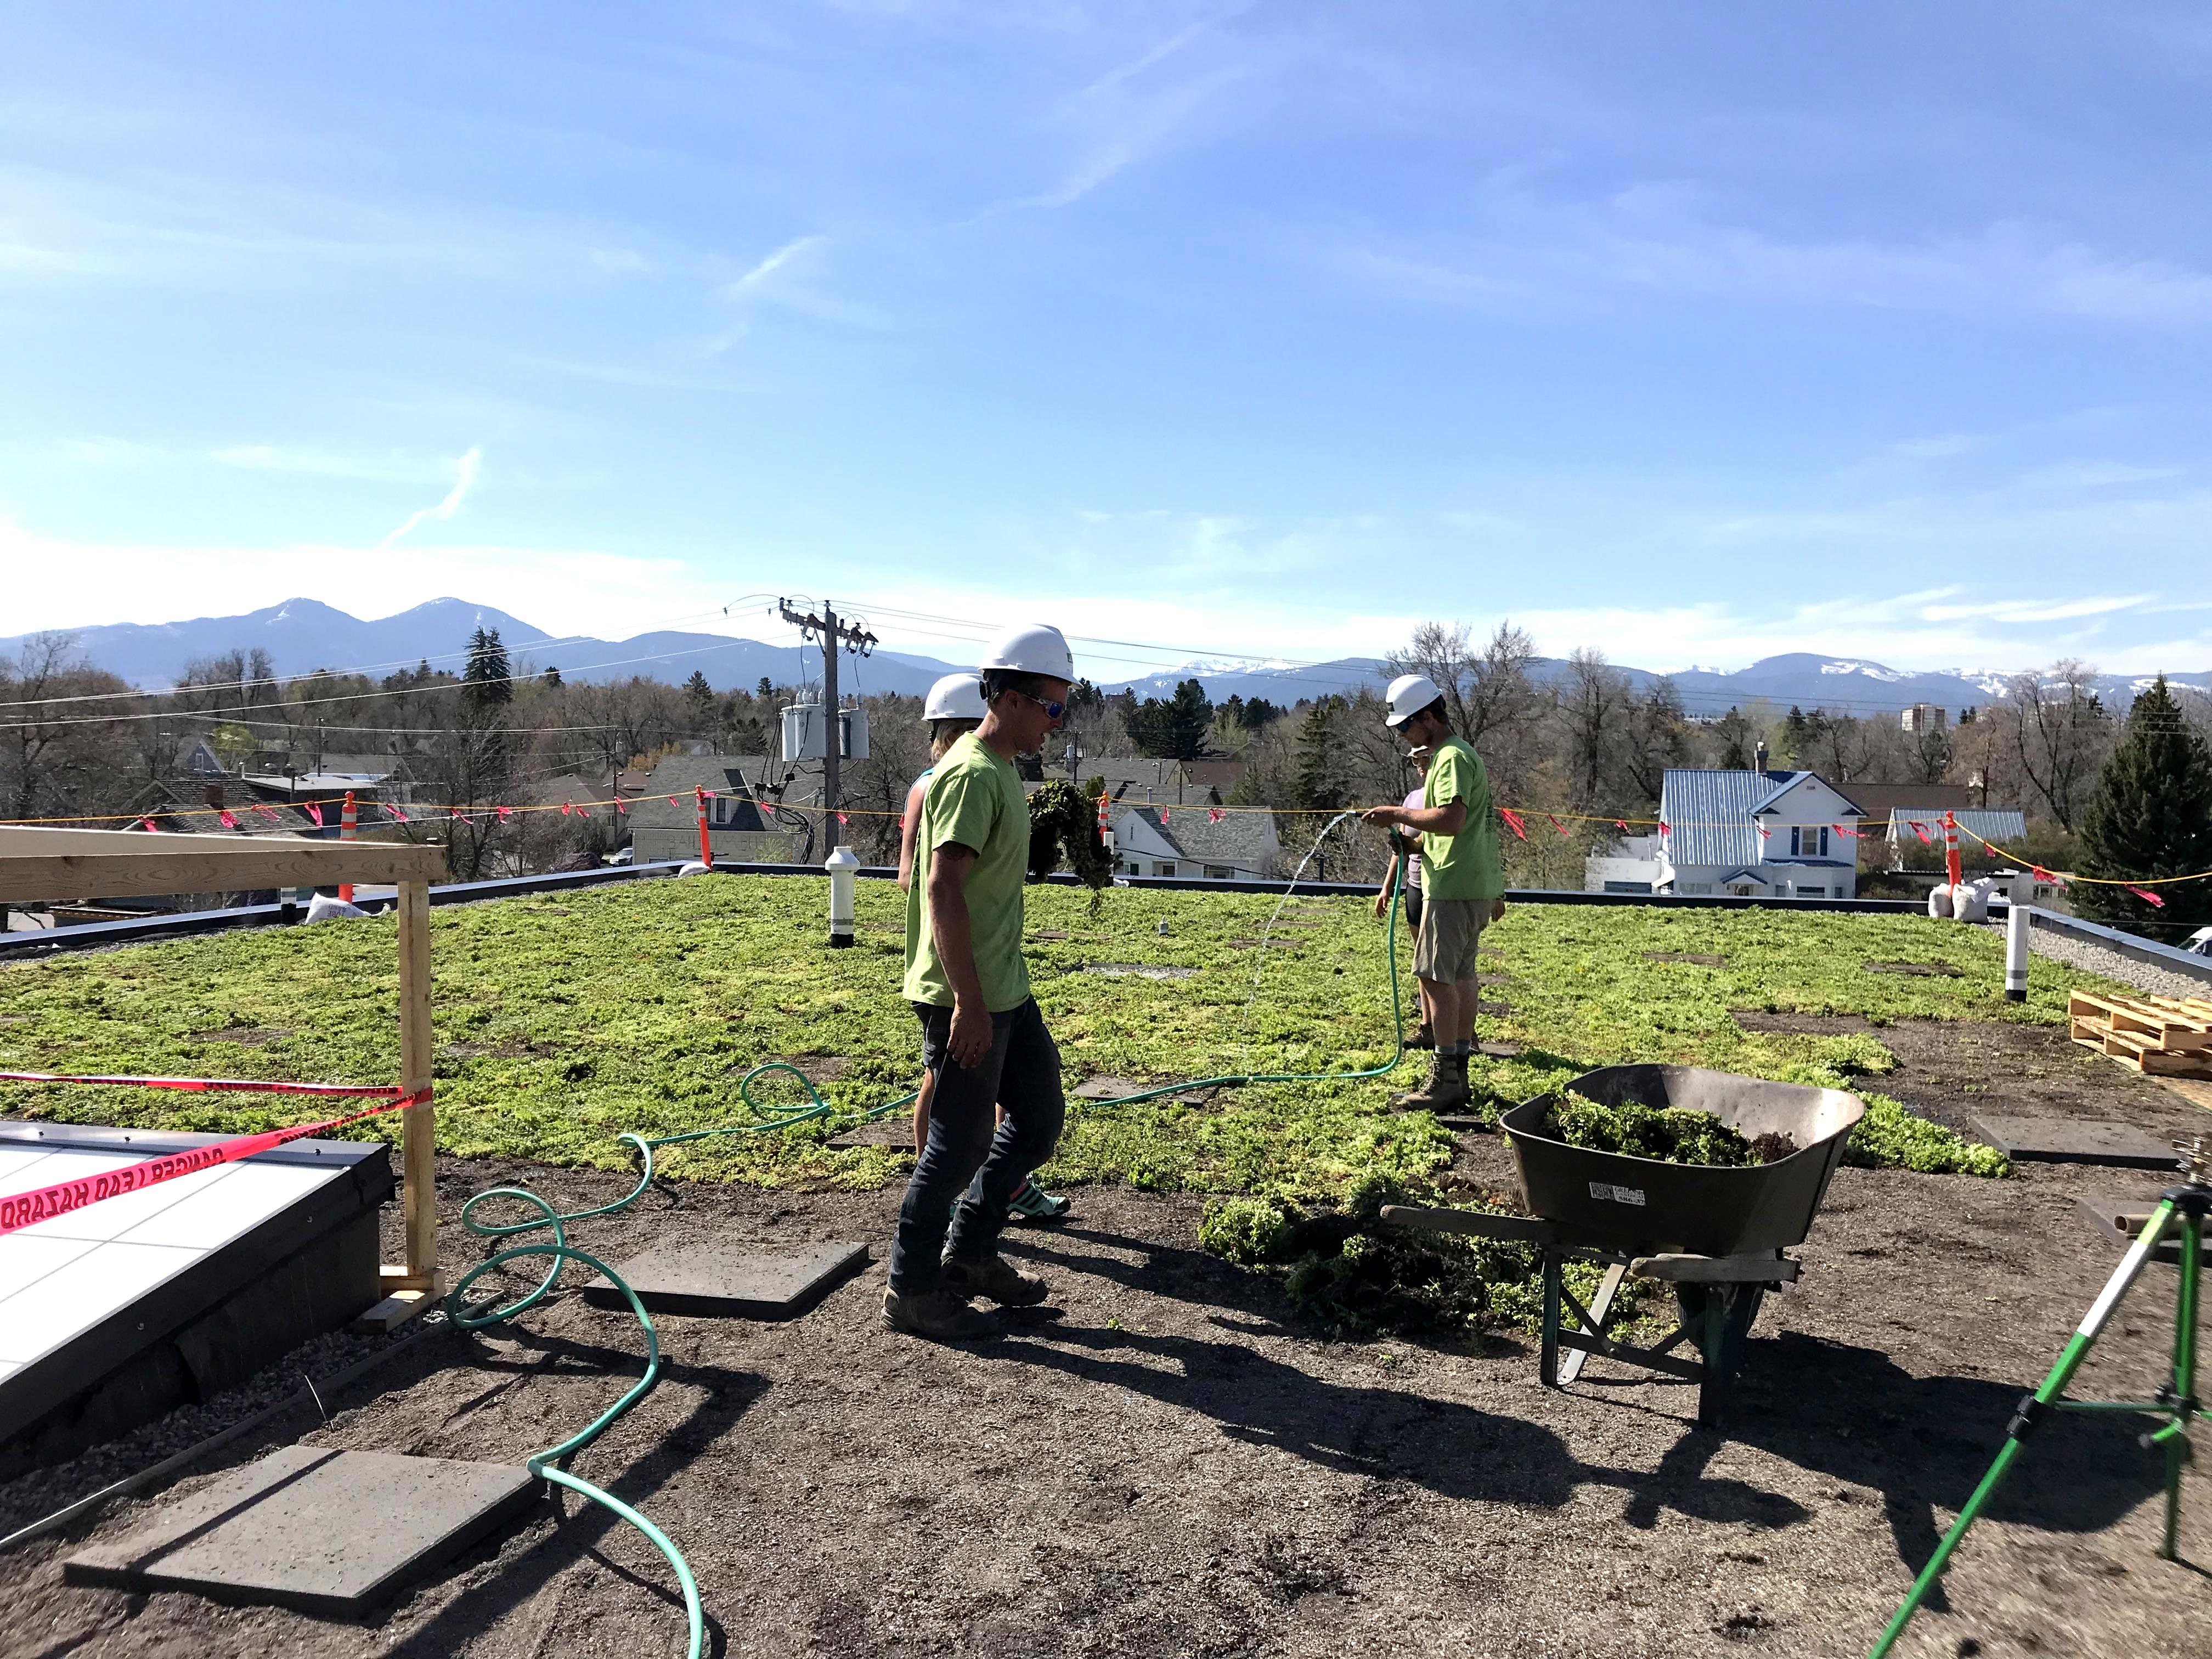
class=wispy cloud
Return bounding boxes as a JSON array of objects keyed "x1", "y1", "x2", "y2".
[
  {"x1": 1323, "y1": 175, "x2": 2212, "y2": 325},
  {"x1": 710, "y1": 233, "x2": 885, "y2": 343},
  {"x1": 980, "y1": 16, "x2": 1254, "y2": 214},
  {"x1": 212, "y1": 445, "x2": 460, "y2": 484},
  {"x1": 379, "y1": 447, "x2": 483, "y2": 548}
]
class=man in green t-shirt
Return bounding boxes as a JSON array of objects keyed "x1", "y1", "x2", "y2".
[
  {"x1": 1362, "y1": 674, "x2": 1505, "y2": 1110},
  {"x1": 885, "y1": 623, "x2": 1077, "y2": 1341}
]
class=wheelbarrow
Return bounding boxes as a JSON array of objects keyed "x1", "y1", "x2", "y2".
[{"x1": 1386, "y1": 1064, "x2": 1865, "y2": 1427}]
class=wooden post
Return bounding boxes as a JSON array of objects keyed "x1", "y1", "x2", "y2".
[
  {"x1": 358, "y1": 876, "x2": 439, "y2": 1330},
  {"x1": 397, "y1": 877, "x2": 436, "y2": 1281}
]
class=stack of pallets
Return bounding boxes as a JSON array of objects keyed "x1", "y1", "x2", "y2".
[{"x1": 2069, "y1": 990, "x2": 2212, "y2": 1078}]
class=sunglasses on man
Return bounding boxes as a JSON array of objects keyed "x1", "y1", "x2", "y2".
[{"x1": 1008, "y1": 688, "x2": 1066, "y2": 721}]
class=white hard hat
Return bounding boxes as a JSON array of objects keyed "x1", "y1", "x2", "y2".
[
  {"x1": 923, "y1": 672, "x2": 986, "y2": 722},
  {"x1": 1385, "y1": 673, "x2": 1445, "y2": 727},
  {"x1": 979, "y1": 623, "x2": 1076, "y2": 684}
]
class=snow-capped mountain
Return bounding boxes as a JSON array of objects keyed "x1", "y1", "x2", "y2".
[{"x1": 5, "y1": 603, "x2": 2204, "y2": 715}]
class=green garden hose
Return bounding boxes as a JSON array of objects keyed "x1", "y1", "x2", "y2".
[
  {"x1": 441, "y1": 811, "x2": 1409, "y2": 1659},
  {"x1": 445, "y1": 1238, "x2": 703, "y2": 1659}
]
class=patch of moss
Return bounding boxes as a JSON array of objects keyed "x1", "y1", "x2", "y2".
[
  {"x1": 1199, "y1": 1170, "x2": 1645, "y2": 1339},
  {"x1": 1843, "y1": 1091, "x2": 2011, "y2": 1177}
]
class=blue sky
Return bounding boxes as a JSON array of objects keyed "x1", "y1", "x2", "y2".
[{"x1": 4, "y1": 3, "x2": 2210, "y2": 681}]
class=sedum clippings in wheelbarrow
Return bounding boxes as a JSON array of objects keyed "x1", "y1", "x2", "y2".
[{"x1": 1386, "y1": 1064, "x2": 1865, "y2": 1428}]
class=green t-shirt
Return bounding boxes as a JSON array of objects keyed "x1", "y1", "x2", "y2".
[
  {"x1": 1419, "y1": 736, "x2": 1503, "y2": 903},
  {"x1": 902, "y1": 733, "x2": 1033, "y2": 1011}
]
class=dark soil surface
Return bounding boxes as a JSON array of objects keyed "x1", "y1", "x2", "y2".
[
  {"x1": 1733, "y1": 1011, "x2": 1873, "y2": 1035},
  {"x1": 4, "y1": 1024, "x2": 2208, "y2": 1658}
]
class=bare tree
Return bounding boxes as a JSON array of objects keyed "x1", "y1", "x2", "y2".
[
  {"x1": 1559, "y1": 647, "x2": 1630, "y2": 806},
  {"x1": 2010, "y1": 659, "x2": 2112, "y2": 830},
  {"x1": 1621, "y1": 677, "x2": 1689, "y2": 803},
  {"x1": 0, "y1": 634, "x2": 136, "y2": 821}
]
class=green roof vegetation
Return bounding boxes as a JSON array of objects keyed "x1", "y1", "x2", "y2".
[{"x1": 0, "y1": 878, "x2": 2086, "y2": 1198}]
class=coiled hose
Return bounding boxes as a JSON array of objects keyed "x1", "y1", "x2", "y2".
[{"x1": 444, "y1": 811, "x2": 1407, "y2": 1659}]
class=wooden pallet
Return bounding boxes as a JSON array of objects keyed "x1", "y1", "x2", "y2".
[{"x1": 2069, "y1": 990, "x2": 2212, "y2": 1077}]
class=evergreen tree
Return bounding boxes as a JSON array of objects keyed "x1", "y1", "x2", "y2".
[
  {"x1": 1128, "y1": 678, "x2": 1214, "y2": 760},
  {"x1": 1294, "y1": 696, "x2": 1346, "y2": 809},
  {"x1": 756, "y1": 676, "x2": 774, "y2": 699},
  {"x1": 541, "y1": 665, "x2": 562, "y2": 688},
  {"x1": 460, "y1": 627, "x2": 512, "y2": 714},
  {"x1": 2076, "y1": 676, "x2": 2212, "y2": 935},
  {"x1": 683, "y1": 669, "x2": 716, "y2": 727}
]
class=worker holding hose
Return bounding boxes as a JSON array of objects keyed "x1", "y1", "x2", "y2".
[
  {"x1": 885, "y1": 624, "x2": 1078, "y2": 1341},
  {"x1": 1363, "y1": 675, "x2": 1505, "y2": 1111},
  {"x1": 899, "y1": 671, "x2": 1073, "y2": 1224}
]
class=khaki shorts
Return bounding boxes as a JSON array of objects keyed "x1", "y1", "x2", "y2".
[{"x1": 1413, "y1": 896, "x2": 1485, "y2": 985}]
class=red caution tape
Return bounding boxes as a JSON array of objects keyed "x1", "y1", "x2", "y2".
[
  {"x1": 1499, "y1": 807, "x2": 1527, "y2": 840},
  {"x1": 2126, "y1": 885, "x2": 2166, "y2": 908},
  {"x1": 1547, "y1": 814, "x2": 1569, "y2": 836},
  {"x1": 218, "y1": 809, "x2": 238, "y2": 829},
  {"x1": 0, "y1": 1080, "x2": 426, "y2": 1239},
  {"x1": 304, "y1": 803, "x2": 324, "y2": 827}
]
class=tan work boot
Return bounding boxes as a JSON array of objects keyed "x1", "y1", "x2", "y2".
[
  {"x1": 882, "y1": 1286, "x2": 1001, "y2": 1341},
  {"x1": 941, "y1": 1252, "x2": 1051, "y2": 1306},
  {"x1": 1391, "y1": 1052, "x2": 1470, "y2": 1112},
  {"x1": 1404, "y1": 1021, "x2": 1436, "y2": 1051}
]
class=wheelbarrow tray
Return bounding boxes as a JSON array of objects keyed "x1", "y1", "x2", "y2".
[{"x1": 1502, "y1": 1063, "x2": 1865, "y2": 1258}]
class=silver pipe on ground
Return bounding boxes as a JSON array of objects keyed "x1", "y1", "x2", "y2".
[{"x1": 2006, "y1": 900, "x2": 2031, "y2": 1002}]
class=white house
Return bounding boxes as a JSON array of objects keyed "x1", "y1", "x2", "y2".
[
  {"x1": 1584, "y1": 835, "x2": 1661, "y2": 894},
  {"x1": 1111, "y1": 804, "x2": 1277, "y2": 881},
  {"x1": 1651, "y1": 768, "x2": 1867, "y2": 899}
]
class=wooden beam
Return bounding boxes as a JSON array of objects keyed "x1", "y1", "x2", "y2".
[{"x1": 0, "y1": 837, "x2": 445, "y2": 903}]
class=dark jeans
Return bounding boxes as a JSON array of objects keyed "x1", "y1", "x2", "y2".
[{"x1": 889, "y1": 997, "x2": 1066, "y2": 1294}]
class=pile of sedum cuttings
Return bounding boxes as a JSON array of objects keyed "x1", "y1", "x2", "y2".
[{"x1": 1544, "y1": 1092, "x2": 1799, "y2": 1167}]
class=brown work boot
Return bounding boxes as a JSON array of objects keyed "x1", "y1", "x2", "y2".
[
  {"x1": 882, "y1": 1286, "x2": 1001, "y2": 1341},
  {"x1": 1405, "y1": 1021, "x2": 1436, "y2": 1051},
  {"x1": 941, "y1": 1252, "x2": 1051, "y2": 1306},
  {"x1": 1391, "y1": 1052, "x2": 1470, "y2": 1113}
]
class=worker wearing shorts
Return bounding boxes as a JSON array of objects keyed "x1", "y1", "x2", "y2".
[{"x1": 1363, "y1": 677, "x2": 1504, "y2": 1111}]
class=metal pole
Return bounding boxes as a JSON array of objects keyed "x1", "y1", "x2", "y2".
[
  {"x1": 1866, "y1": 1199, "x2": 2180, "y2": 1657},
  {"x1": 2005, "y1": 899, "x2": 2030, "y2": 1002},
  {"x1": 822, "y1": 603, "x2": 840, "y2": 827},
  {"x1": 2161, "y1": 1210, "x2": 2200, "y2": 1559}
]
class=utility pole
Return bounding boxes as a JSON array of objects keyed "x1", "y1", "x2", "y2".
[{"x1": 777, "y1": 599, "x2": 877, "y2": 823}]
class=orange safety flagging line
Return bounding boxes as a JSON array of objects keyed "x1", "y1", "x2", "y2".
[
  {"x1": 0, "y1": 1081, "x2": 428, "y2": 1239},
  {"x1": 7, "y1": 793, "x2": 2209, "y2": 889}
]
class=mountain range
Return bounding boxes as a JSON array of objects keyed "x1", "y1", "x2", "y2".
[{"x1": 5, "y1": 597, "x2": 2205, "y2": 718}]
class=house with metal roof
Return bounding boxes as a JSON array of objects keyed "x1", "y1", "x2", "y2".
[
  {"x1": 1650, "y1": 769, "x2": 1867, "y2": 899},
  {"x1": 1111, "y1": 804, "x2": 1278, "y2": 881},
  {"x1": 1882, "y1": 806, "x2": 2028, "y2": 866},
  {"x1": 629, "y1": 755, "x2": 803, "y2": 864}
]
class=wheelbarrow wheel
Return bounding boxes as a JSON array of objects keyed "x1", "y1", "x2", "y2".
[{"x1": 1678, "y1": 1280, "x2": 1767, "y2": 1429}]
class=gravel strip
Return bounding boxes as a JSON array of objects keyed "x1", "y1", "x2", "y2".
[{"x1": 1995, "y1": 922, "x2": 2212, "y2": 1001}]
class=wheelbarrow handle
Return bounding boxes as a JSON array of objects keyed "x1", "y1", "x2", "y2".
[
  {"x1": 1629, "y1": 1251, "x2": 1801, "y2": 1284},
  {"x1": 1379, "y1": 1205, "x2": 1561, "y2": 1246}
]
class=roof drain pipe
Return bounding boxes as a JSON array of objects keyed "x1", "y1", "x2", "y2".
[{"x1": 826, "y1": 844, "x2": 859, "y2": 948}]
